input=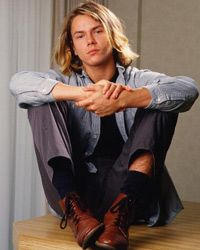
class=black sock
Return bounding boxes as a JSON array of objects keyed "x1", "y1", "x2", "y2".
[
  {"x1": 120, "y1": 170, "x2": 149, "y2": 202},
  {"x1": 50, "y1": 158, "x2": 76, "y2": 199}
]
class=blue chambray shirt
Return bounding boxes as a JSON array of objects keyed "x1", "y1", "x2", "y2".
[
  {"x1": 10, "y1": 63, "x2": 199, "y2": 157},
  {"x1": 10, "y1": 63, "x2": 199, "y2": 226}
]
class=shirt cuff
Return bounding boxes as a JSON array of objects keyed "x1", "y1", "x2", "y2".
[
  {"x1": 38, "y1": 78, "x2": 59, "y2": 95},
  {"x1": 143, "y1": 84, "x2": 166, "y2": 109}
]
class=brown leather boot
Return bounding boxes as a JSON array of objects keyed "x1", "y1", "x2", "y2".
[
  {"x1": 59, "y1": 192, "x2": 104, "y2": 249},
  {"x1": 95, "y1": 193, "x2": 134, "y2": 250}
]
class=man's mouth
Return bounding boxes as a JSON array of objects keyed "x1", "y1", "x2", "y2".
[{"x1": 87, "y1": 49, "x2": 99, "y2": 55}]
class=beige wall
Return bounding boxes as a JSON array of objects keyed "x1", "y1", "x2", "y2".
[{"x1": 108, "y1": 0, "x2": 200, "y2": 202}]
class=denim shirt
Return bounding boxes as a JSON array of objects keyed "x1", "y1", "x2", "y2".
[
  {"x1": 10, "y1": 64, "x2": 199, "y2": 162},
  {"x1": 10, "y1": 63, "x2": 199, "y2": 141},
  {"x1": 10, "y1": 63, "x2": 199, "y2": 226}
]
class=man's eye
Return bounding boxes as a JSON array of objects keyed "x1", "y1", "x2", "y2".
[
  {"x1": 95, "y1": 29, "x2": 102, "y2": 33},
  {"x1": 75, "y1": 34, "x2": 84, "y2": 39}
]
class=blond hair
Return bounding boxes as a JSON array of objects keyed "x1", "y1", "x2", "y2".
[{"x1": 53, "y1": 1, "x2": 139, "y2": 75}]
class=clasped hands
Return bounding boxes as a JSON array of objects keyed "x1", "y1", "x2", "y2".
[{"x1": 75, "y1": 80, "x2": 132, "y2": 117}]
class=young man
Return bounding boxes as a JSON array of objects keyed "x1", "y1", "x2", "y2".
[{"x1": 10, "y1": 1, "x2": 198, "y2": 250}]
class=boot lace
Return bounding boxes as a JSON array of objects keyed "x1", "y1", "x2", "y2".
[
  {"x1": 110, "y1": 197, "x2": 133, "y2": 229},
  {"x1": 60, "y1": 193, "x2": 86, "y2": 229}
]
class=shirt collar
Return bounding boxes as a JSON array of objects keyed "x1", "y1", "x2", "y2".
[{"x1": 77, "y1": 62, "x2": 126, "y2": 78}]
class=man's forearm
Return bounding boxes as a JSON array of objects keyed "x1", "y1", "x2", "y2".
[
  {"x1": 75, "y1": 85, "x2": 152, "y2": 116},
  {"x1": 122, "y1": 87, "x2": 152, "y2": 109},
  {"x1": 52, "y1": 82, "x2": 85, "y2": 102}
]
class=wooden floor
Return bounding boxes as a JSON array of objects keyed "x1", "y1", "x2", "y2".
[{"x1": 13, "y1": 201, "x2": 200, "y2": 250}]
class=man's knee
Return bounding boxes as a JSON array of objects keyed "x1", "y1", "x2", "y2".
[{"x1": 135, "y1": 109, "x2": 178, "y2": 125}]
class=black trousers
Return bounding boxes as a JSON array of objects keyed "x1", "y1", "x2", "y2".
[{"x1": 28, "y1": 102, "x2": 178, "y2": 221}]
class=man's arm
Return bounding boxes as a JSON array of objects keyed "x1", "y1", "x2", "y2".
[
  {"x1": 51, "y1": 82, "x2": 86, "y2": 102},
  {"x1": 131, "y1": 68, "x2": 199, "y2": 112},
  {"x1": 76, "y1": 68, "x2": 199, "y2": 115},
  {"x1": 75, "y1": 84, "x2": 152, "y2": 116},
  {"x1": 75, "y1": 71, "x2": 199, "y2": 116},
  {"x1": 10, "y1": 70, "x2": 86, "y2": 108},
  {"x1": 10, "y1": 69, "x2": 127, "y2": 109}
]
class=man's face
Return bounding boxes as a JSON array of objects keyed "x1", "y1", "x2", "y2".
[{"x1": 71, "y1": 14, "x2": 113, "y2": 69}]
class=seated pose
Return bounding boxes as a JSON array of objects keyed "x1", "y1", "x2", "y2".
[{"x1": 10, "y1": 1, "x2": 199, "y2": 250}]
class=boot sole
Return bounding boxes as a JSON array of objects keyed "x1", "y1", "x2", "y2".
[
  {"x1": 82, "y1": 223, "x2": 104, "y2": 250},
  {"x1": 95, "y1": 241, "x2": 127, "y2": 250}
]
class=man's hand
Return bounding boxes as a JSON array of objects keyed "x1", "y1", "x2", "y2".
[
  {"x1": 51, "y1": 80, "x2": 129, "y2": 109},
  {"x1": 88, "y1": 80, "x2": 131, "y2": 99},
  {"x1": 52, "y1": 81, "x2": 152, "y2": 116},
  {"x1": 75, "y1": 84, "x2": 126, "y2": 116}
]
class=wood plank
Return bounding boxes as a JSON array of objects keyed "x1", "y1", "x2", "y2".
[
  {"x1": 13, "y1": 201, "x2": 200, "y2": 250},
  {"x1": 130, "y1": 201, "x2": 200, "y2": 250}
]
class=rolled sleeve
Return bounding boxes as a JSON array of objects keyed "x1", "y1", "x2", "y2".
[
  {"x1": 38, "y1": 78, "x2": 58, "y2": 95},
  {"x1": 129, "y1": 68, "x2": 199, "y2": 112},
  {"x1": 17, "y1": 88, "x2": 56, "y2": 109},
  {"x1": 10, "y1": 70, "x2": 63, "y2": 108},
  {"x1": 144, "y1": 83, "x2": 165, "y2": 109},
  {"x1": 144, "y1": 76, "x2": 199, "y2": 112}
]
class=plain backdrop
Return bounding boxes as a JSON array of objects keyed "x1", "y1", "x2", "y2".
[{"x1": 0, "y1": 1, "x2": 199, "y2": 250}]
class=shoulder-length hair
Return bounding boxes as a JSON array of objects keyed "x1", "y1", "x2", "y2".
[{"x1": 53, "y1": 1, "x2": 139, "y2": 75}]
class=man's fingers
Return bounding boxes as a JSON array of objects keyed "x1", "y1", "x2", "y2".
[
  {"x1": 125, "y1": 85, "x2": 132, "y2": 91},
  {"x1": 75, "y1": 98, "x2": 93, "y2": 107},
  {"x1": 104, "y1": 84, "x2": 117, "y2": 98},
  {"x1": 84, "y1": 85, "x2": 97, "y2": 91},
  {"x1": 76, "y1": 102, "x2": 96, "y2": 112},
  {"x1": 110, "y1": 85, "x2": 123, "y2": 99},
  {"x1": 110, "y1": 85, "x2": 132, "y2": 99},
  {"x1": 103, "y1": 83, "x2": 132, "y2": 99},
  {"x1": 102, "y1": 82, "x2": 111, "y2": 94}
]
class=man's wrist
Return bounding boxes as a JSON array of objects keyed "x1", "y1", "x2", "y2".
[
  {"x1": 119, "y1": 88, "x2": 152, "y2": 109},
  {"x1": 117, "y1": 90, "x2": 131, "y2": 111},
  {"x1": 52, "y1": 82, "x2": 84, "y2": 102}
]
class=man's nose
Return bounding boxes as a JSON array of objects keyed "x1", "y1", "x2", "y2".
[{"x1": 86, "y1": 33, "x2": 96, "y2": 45}]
